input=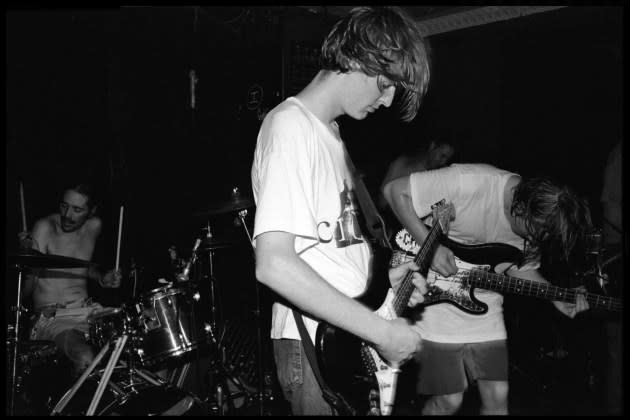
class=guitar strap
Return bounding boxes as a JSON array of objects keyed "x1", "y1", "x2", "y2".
[
  {"x1": 342, "y1": 145, "x2": 392, "y2": 250},
  {"x1": 291, "y1": 310, "x2": 357, "y2": 416}
]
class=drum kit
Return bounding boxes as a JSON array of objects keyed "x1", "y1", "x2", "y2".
[{"x1": 6, "y1": 188, "x2": 272, "y2": 416}]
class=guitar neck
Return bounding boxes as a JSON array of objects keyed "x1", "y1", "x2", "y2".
[
  {"x1": 392, "y1": 224, "x2": 442, "y2": 316},
  {"x1": 467, "y1": 269, "x2": 622, "y2": 312}
]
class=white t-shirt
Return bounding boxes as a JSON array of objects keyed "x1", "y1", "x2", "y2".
[
  {"x1": 251, "y1": 97, "x2": 372, "y2": 342},
  {"x1": 409, "y1": 163, "x2": 538, "y2": 343}
]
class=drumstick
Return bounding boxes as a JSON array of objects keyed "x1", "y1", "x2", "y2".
[
  {"x1": 115, "y1": 206, "x2": 124, "y2": 271},
  {"x1": 19, "y1": 181, "x2": 27, "y2": 232}
]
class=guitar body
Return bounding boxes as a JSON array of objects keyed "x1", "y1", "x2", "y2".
[
  {"x1": 422, "y1": 239, "x2": 523, "y2": 314},
  {"x1": 441, "y1": 237, "x2": 523, "y2": 267},
  {"x1": 315, "y1": 247, "x2": 397, "y2": 416},
  {"x1": 315, "y1": 202, "x2": 455, "y2": 416},
  {"x1": 391, "y1": 228, "x2": 622, "y2": 314}
]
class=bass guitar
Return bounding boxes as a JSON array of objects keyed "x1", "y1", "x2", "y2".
[
  {"x1": 315, "y1": 200, "x2": 454, "y2": 416},
  {"x1": 392, "y1": 228, "x2": 623, "y2": 314}
]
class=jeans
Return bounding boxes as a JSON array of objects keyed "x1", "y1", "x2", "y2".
[{"x1": 273, "y1": 338, "x2": 334, "y2": 415}]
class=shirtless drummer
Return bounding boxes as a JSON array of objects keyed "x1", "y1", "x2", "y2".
[{"x1": 20, "y1": 181, "x2": 121, "y2": 376}]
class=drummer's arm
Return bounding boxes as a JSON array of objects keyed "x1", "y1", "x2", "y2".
[{"x1": 85, "y1": 219, "x2": 120, "y2": 289}]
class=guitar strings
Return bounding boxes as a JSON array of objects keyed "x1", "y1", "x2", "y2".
[{"x1": 464, "y1": 269, "x2": 622, "y2": 312}]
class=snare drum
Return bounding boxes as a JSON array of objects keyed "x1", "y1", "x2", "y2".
[
  {"x1": 130, "y1": 286, "x2": 208, "y2": 366},
  {"x1": 87, "y1": 307, "x2": 133, "y2": 349}
]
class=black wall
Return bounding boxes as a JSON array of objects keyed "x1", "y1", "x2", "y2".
[{"x1": 6, "y1": 6, "x2": 623, "y2": 306}]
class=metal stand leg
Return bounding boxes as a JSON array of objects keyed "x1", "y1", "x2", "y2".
[
  {"x1": 9, "y1": 265, "x2": 25, "y2": 416},
  {"x1": 238, "y1": 210, "x2": 266, "y2": 416},
  {"x1": 87, "y1": 335, "x2": 128, "y2": 415},
  {"x1": 50, "y1": 340, "x2": 113, "y2": 415}
]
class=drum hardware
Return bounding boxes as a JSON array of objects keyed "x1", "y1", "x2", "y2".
[
  {"x1": 580, "y1": 228, "x2": 620, "y2": 296},
  {"x1": 51, "y1": 331, "x2": 185, "y2": 415},
  {"x1": 233, "y1": 199, "x2": 269, "y2": 416},
  {"x1": 188, "y1": 186, "x2": 271, "y2": 415},
  {"x1": 129, "y1": 258, "x2": 139, "y2": 299},
  {"x1": 7, "y1": 252, "x2": 95, "y2": 416},
  {"x1": 6, "y1": 337, "x2": 60, "y2": 413},
  {"x1": 192, "y1": 186, "x2": 254, "y2": 218},
  {"x1": 51, "y1": 281, "x2": 215, "y2": 415},
  {"x1": 51, "y1": 363, "x2": 207, "y2": 415},
  {"x1": 126, "y1": 285, "x2": 212, "y2": 367}
]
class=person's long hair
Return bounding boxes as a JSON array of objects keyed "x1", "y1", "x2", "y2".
[
  {"x1": 511, "y1": 177, "x2": 592, "y2": 264},
  {"x1": 320, "y1": 6, "x2": 431, "y2": 122}
]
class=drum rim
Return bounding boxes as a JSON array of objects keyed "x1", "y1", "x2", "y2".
[
  {"x1": 88, "y1": 306, "x2": 126, "y2": 320},
  {"x1": 136, "y1": 342, "x2": 204, "y2": 365},
  {"x1": 142, "y1": 285, "x2": 184, "y2": 299}
]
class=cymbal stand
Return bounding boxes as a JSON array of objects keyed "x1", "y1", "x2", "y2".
[
  {"x1": 207, "y1": 343, "x2": 250, "y2": 416},
  {"x1": 236, "y1": 209, "x2": 266, "y2": 416},
  {"x1": 8, "y1": 263, "x2": 26, "y2": 416},
  {"x1": 199, "y1": 223, "x2": 232, "y2": 415}
]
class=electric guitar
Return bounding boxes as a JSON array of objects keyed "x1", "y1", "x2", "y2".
[
  {"x1": 315, "y1": 200, "x2": 454, "y2": 416},
  {"x1": 392, "y1": 228, "x2": 623, "y2": 314}
]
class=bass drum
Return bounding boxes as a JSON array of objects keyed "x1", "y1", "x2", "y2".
[
  {"x1": 7, "y1": 340, "x2": 71, "y2": 416},
  {"x1": 55, "y1": 366, "x2": 210, "y2": 416}
]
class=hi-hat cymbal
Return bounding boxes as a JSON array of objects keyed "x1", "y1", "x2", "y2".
[
  {"x1": 194, "y1": 188, "x2": 254, "y2": 217},
  {"x1": 8, "y1": 249, "x2": 93, "y2": 269}
]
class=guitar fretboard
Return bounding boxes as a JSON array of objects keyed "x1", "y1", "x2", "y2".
[
  {"x1": 466, "y1": 269, "x2": 622, "y2": 312},
  {"x1": 393, "y1": 223, "x2": 442, "y2": 316}
]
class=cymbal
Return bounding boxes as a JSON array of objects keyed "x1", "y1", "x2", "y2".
[
  {"x1": 9, "y1": 249, "x2": 93, "y2": 268},
  {"x1": 194, "y1": 188, "x2": 254, "y2": 217}
]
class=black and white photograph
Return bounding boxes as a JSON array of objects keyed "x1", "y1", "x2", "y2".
[{"x1": 6, "y1": 6, "x2": 623, "y2": 416}]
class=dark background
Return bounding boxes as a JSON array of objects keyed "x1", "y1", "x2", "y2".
[
  {"x1": 6, "y1": 6, "x2": 622, "y2": 285},
  {"x1": 5, "y1": 6, "x2": 623, "y2": 414}
]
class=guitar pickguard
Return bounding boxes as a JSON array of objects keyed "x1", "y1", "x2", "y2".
[{"x1": 425, "y1": 257, "x2": 491, "y2": 314}]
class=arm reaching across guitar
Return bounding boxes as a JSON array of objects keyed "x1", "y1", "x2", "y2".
[
  {"x1": 255, "y1": 230, "x2": 426, "y2": 367},
  {"x1": 383, "y1": 176, "x2": 457, "y2": 277}
]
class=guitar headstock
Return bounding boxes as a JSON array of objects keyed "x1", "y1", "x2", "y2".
[
  {"x1": 394, "y1": 200, "x2": 454, "y2": 255},
  {"x1": 431, "y1": 199, "x2": 455, "y2": 236}
]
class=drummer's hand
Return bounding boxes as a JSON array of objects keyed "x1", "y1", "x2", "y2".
[
  {"x1": 101, "y1": 269, "x2": 122, "y2": 288},
  {"x1": 18, "y1": 231, "x2": 38, "y2": 251}
]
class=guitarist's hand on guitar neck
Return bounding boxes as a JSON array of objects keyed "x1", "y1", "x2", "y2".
[
  {"x1": 373, "y1": 317, "x2": 423, "y2": 368},
  {"x1": 552, "y1": 285, "x2": 590, "y2": 318},
  {"x1": 389, "y1": 260, "x2": 429, "y2": 307}
]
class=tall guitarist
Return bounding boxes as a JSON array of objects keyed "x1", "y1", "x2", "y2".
[
  {"x1": 383, "y1": 163, "x2": 592, "y2": 415},
  {"x1": 251, "y1": 6, "x2": 432, "y2": 415}
]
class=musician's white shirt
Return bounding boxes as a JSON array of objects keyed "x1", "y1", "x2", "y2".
[
  {"x1": 409, "y1": 163, "x2": 539, "y2": 343},
  {"x1": 252, "y1": 97, "x2": 371, "y2": 342}
]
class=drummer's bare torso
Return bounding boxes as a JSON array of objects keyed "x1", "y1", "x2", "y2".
[{"x1": 31, "y1": 214, "x2": 102, "y2": 311}]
